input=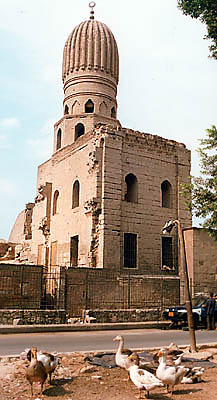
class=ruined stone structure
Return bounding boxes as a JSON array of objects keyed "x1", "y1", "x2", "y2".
[
  {"x1": 184, "y1": 228, "x2": 217, "y2": 297},
  {"x1": 7, "y1": 4, "x2": 193, "y2": 304}
]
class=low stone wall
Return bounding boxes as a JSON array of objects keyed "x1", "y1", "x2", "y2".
[
  {"x1": 83, "y1": 308, "x2": 162, "y2": 323},
  {"x1": 0, "y1": 309, "x2": 67, "y2": 325}
]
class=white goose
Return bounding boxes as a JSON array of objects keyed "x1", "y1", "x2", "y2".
[
  {"x1": 128, "y1": 353, "x2": 164, "y2": 399},
  {"x1": 156, "y1": 348, "x2": 188, "y2": 395},
  {"x1": 113, "y1": 335, "x2": 133, "y2": 371},
  {"x1": 181, "y1": 366, "x2": 205, "y2": 384}
]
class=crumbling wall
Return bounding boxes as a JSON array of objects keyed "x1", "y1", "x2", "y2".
[{"x1": 0, "y1": 242, "x2": 16, "y2": 260}]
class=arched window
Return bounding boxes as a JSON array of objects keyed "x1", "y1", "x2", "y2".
[
  {"x1": 72, "y1": 180, "x2": 80, "y2": 208},
  {"x1": 53, "y1": 190, "x2": 59, "y2": 215},
  {"x1": 64, "y1": 104, "x2": 69, "y2": 115},
  {"x1": 56, "y1": 128, "x2": 62, "y2": 150},
  {"x1": 111, "y1": 106, "x2": 116, "y2": 118},
  {"x1": 161, "y1": 180, "x2": 172, "y2": 208},
  {"x1": 85, "y1": 99, "x2": 94, "y2": 113},
  {"x1": 75, "y1": 123, "x2": 85, "y2": 140},
  {"x1": 124, "y1": 174, "x2": 138, "y2": 203}
]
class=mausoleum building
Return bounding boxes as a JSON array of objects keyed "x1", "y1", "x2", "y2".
[{"x1": 9, "y1": 4, "x2": 191, "y2": 293}]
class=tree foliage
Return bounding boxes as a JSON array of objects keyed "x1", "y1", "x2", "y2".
[
  {"x1": 181, "y1": 125, "x2": 217, "y2": 241},
  {"x1": 177, "y1": 0, "x2": 217, "y2": 59}
]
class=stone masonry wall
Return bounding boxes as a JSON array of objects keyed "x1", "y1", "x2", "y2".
[
  {"x1": 0, "y1": 309, "x2": 66, "y2": 325},
  {"x1": 84, "y1": 308, "x2": 162, "y2": 323}
]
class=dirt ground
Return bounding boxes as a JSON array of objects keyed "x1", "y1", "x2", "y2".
[{"x1": 1, "y1": 348, "x2": 217, "y2": 400}]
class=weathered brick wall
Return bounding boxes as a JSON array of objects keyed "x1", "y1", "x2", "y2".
[
  {"x1": 10, "y1": 125, "x2": 191, "y2": 277},
  {"x1": 0, "y1": 309, "x2": 66, "y2": 325},
  {"x1": 101, "y1": 126, "x2": 191, "y2": 275},
  {"x1": 184, "y1": 228, "x2": 217, "y2": 298}
]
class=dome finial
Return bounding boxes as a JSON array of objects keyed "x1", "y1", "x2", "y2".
[{"x1": 89, "y1": 2, "x2": 96, "y2": 20}]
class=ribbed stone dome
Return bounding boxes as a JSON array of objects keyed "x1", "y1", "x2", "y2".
[{"x1": 62, "y1": 19, "x2": 119, "y2": 84}]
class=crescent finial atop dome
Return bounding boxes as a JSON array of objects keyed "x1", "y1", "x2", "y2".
[
  {"x1": 62, "y1": 3, "x2": 119, "y2": 123},
  {"x1": 89, "y1": 2, "x2": 96, "y2": 20}
]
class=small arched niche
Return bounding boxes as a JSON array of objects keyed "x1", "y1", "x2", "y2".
[
  {"x1": 161, "y1": 180, "x2": 172, "y2": 208},
  {"x1": 75, "y1": 123, "x2": 85, "y2": 140},
  {"x1": 56, "y1": 128, "x2": 62, "y2": 150},
  {"x1": 124, "y1": 173, "x2": 138, "y2": 203},
  {"x1": 72, "y1": 100, "x2": 80, "y2": 115},
  {"x1": 53, "y1": 190, "x2": 59, "y2": 215},
  {"x1": 99, "y1": 101, "x2": 107, "y2": 115},
  {"x1": 85, "y1": 99, "x2": 94, "y2": 113},
  {"x1": 72, "y1": 180, "x2": 80, "y2": 209},
  {"x1": 111, "y1": 106, "x2": 116, "y2": 118}
]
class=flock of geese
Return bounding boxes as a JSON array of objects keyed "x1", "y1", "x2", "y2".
[
  {"x1": 113, "y1": 335, "x2": 205, "y2": 399},
  {"x1": 23, "y1": 335, "x2": 204, "y2": 398}
]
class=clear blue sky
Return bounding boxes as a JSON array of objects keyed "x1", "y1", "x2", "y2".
[{"x1": 0, "y1": 0, "x2": 216, "y2": 240}]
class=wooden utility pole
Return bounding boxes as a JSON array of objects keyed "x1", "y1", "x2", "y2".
[{"x1": 162, "y1": 220, "x2": 197, "y2": 352}]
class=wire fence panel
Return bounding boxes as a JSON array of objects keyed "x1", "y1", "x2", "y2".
[
  {"x1": 65, "y1": 269, "x2": 87, "y2": 316},
  {"x1": 87, "y1": 271, "x2": 127, "y2": 311},
  {"x1": 0, "y1": 265, "x2": 42, "y2": 309},
  {"x1": 40, "y1": 270, "x2": 66, "y2": 310},
  {"x1": 0, "y1": 264, "x2": 180, "y2": 315}
]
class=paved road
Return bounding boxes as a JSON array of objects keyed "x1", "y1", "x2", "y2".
[{"x1": 1, "y1": 328, "x2": 217, "y2": 356}]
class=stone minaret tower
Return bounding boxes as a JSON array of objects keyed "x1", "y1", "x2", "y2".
[{"x1": 54, "y1": 2, "x2": 121, "y2": 153}]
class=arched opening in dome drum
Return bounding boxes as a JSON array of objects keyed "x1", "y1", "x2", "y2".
[
  {"x1": 161, "y1": 180, "x2": 172, "y2": 208},
  {"x1": 124, "y1": 173, "x2": 138, "y2": 202},
  {"x1": 72, "y1": 180, "x2": 80, "y2": 209},
  {"x1": 56, "y1": 128, "x2": 62, "y2": 150},
  {"x1": 85, "y1": 99, "x2": 94, "y2": 113},
  {"x1": 64, "y1": 104, "x2": 69, "y2": 115},
  {"x1": 75, "y1": 123, "x2": 85, "y2": 140},
  {"x1": 111, "y1": 107, "x2": 116, "y2": 118},
  {"x1": 53, "y1": 190, "x2": 59, "y2": 215}
]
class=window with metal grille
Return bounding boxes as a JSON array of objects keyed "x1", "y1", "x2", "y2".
[
  {"x1": 162, "y1": 236, "x2": 173, "y2": 269},
  {"x1": 124, "y1": 233, "x2": 137, "y2": 268}
]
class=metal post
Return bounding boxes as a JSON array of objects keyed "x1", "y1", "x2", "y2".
[
  {"x1": 85, "y1": 270, "x2": 89, "y2": 310},
  {"x1": 20, "y1": 266, "x2": 24, "y2": 308},
  {"x1": 128, "y1": 272, "x2": 131, "y2": 309}
]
